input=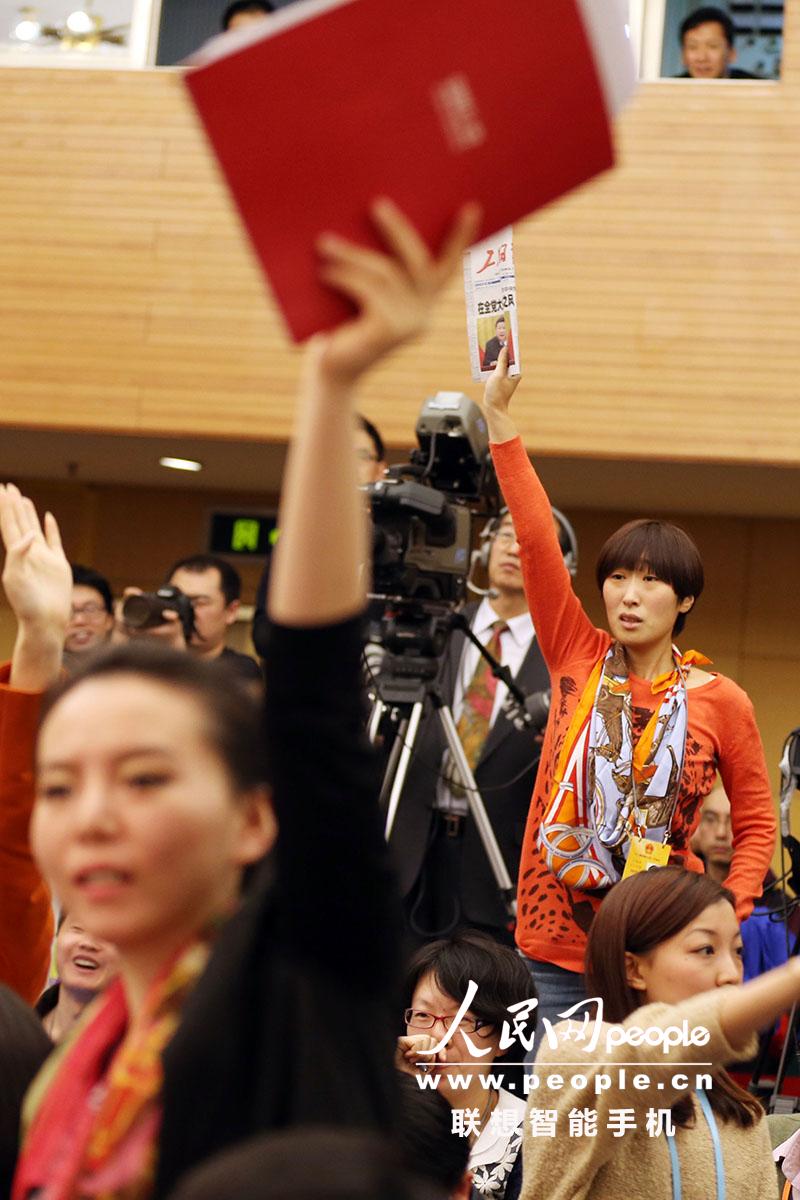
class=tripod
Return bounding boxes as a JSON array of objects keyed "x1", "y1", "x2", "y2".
[{"x1": 368, "y1": 610, "x2": 537, "y2": 924}]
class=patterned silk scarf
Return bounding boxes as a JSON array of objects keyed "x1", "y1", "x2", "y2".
[
  {"x1": 15, "y1": 938, "x2": 211, "y2": 1200},
  {"x1": 537, "y1": 643, "x2": 710, "y2": 891}
]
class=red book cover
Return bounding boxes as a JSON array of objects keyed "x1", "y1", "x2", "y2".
[{"x1": 185, "y1": 0, "x2": 625, "y2": 342}]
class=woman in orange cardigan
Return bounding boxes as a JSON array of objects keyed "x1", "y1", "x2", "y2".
[{"x1": 478, "y1": 350, "x2": 776, "y2": 1035}]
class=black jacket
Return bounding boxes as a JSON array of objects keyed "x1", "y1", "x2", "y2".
[
  {"x1": 156, "y1": 618, "x2": 403, "y2": 1197},
  {"x1": 388, "y1": 602, "x2": 548, "y2": 932}
]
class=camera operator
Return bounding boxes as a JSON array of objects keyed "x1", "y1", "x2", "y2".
[
  {"x1": 251, "y1": 413, "x2": 388, "y2": 660},
  {"x1": 389, "y1": 507, "x2": 573, "y2": 948},
  {"x1": 118, "y1": 555, "x2": 261, "y2": 687}
]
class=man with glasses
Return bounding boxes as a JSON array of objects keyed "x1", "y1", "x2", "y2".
[{"x1": 63, "y1": 564, "x2": 115, "y2": 669}]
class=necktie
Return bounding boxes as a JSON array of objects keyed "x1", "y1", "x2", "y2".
[{"x1": 455, "y1": 619, "x2": 509, "y2": 775}]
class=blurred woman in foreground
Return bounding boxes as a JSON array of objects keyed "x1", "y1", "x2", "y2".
[{"x1": 8, "y1": 197, "x2": 480, "y2": 1200}]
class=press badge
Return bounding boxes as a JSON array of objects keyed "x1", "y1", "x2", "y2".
[{"x1": 622, "y1": 836, "x2": 671, "y2": 879}]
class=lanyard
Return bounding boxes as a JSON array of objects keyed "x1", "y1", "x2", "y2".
[{"x1": 666, "y1": 1090, "x2": 725, "y2": 1200}]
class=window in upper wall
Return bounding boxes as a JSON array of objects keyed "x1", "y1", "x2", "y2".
[
  {"x1": 0, "y1": 0, "x2": 157, "y2": 65},
  {"x1": 636, "y1": 0, "x2": 783, "y2": 80},
  {"x1": 155, "y1": 0, "x2": 293, "y2": 67}
]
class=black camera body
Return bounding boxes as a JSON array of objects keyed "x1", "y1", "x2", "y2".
[
  {"x1": 369, "y1": 478, "x2": 472, "y2": 605},
  {"x1": 367, "y1": 392, "x2": 498, "y2": 610},
  {"x1": 366, "y1": 394, "x2": 500, "y2": 701},
  {"x1": 121, "y1": 586, "x2": 196, "y2": 642}
]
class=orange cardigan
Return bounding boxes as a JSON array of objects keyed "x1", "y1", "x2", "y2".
[
  {"x1": 491, "y1": 437, "x2": 777, "y2": 973},
  {"x1": 0, "y1": 663, "x2": 53, "y2": 1003}
]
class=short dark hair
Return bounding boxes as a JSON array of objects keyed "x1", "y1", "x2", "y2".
[
  {"x1": 222, "y1": 1, "x2": 274, "y2": 31},
  {"x1": 0, "y1": 985, "x2": 53, "y2": 1197},
  {"x1": 356, "y1": 414, "x2": 385, "y2": 464},
  {"x1": 40, "y1": 642, "x2": 268, "y2": 793},
  {"x1": 404, "y1": 929, "x2": 534, "y2": 1053},
  {"x1": 680, "y1": 6, "x2": 735, "y2": 46},
  {"x1": 396, "y1": 1073, "x2": 469, "y2": 1193},
  {"x1": 71, "y1": 563, "x2": 114, "y2": 614},
  {"x1": 594, "y1": 518, "x2": 704, "y2": 636},
  {"x1": 495, "y1": 316, "x2": 506, "y2": 327},
  {"x1": 167, "y1": 554, "x2": 242, "y2": 605}
]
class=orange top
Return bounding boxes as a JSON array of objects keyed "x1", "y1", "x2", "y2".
[
  {"x1": 0, "y1": 663, "x2": 53, "y2": 1003},
  {"x1": 491, "y1": 437, "x2": 777, "y2": 973}
]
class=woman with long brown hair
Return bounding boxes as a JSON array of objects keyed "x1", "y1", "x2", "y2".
[{"x1": 519, "y1": 865, "x2": 800, "y2": 1199}]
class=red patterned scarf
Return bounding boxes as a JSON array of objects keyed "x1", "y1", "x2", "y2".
[{"x1": 14, "y1": 939, "x2": 210, "y2": 1200}]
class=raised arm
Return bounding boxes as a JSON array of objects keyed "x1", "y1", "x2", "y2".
[
  {"x1": 480, "y1": 351, "x2": 604, "y2": 671},
  {"x1": 1, "y1": 484, "x2": 71, "y2": 691},
  {"x1": 0, "y1": 483, "x2": 72, "y2": 1001},
  {"x1": 268, "y1": 197, "x2": 480, "y2": 627},
  {"x1": 265, "y1": 200, "x2": 481, "y2": 973}
]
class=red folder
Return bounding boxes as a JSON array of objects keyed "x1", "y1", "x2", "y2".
[{"x1": 185, "y1": 0, "x2": 618, "y2": 342}]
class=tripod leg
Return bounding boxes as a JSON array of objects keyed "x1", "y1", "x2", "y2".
[
  {"x1": 384, "y1": 701, "x2": 424, "y2": 841},
  {"x1": 436, "y1": 703, "x2": 517, "y2": 919},
  {"x1": 378, "y1": 714, "x2": 409, "y2": 811},
  {"x1": 367, "y1": 698, "x2": 386, "y2": 745}
]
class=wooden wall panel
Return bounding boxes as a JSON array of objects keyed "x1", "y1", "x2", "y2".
[{"x1": 0, "y1": 2, "x2": 799, "y2": 464}]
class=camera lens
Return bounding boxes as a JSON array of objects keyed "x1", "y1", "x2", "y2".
[{"x1": 121, "y1": 593, "x2": 162, "y2": 630}]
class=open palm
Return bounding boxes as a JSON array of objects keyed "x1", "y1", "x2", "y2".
[
  {"x1": 315, "y1": 197, "x2": 481, "y2": 386},
  {"x1": 0, "y1": 484, "x2": 72, "y2": 629}
]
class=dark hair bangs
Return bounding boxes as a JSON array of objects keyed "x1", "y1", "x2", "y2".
[
  {"x1": 405, "y1": 930, "x2": 533, "y2": 1030},
  {"x1": 595, "y1": 519, "x2": 704, "y2": 604}
]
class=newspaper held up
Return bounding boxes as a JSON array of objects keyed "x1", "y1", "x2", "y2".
[{"x1": 463, "y1": 227, "x2": 520, "y2": 383}]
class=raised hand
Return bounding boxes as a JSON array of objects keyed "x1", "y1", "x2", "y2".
[
  {"x1": 0, "y1": 484, "x2": 71, "y2": 632},
  {"x1": 313, "y1": 197, "x2": 481, "y2": 387},
  {"x1": 395, "y1": 1033, "x2": 440, "y2": 1076},
  {"x1": 0, "y1": 484, "x2": 72, "y2": 689},
  {"x1": 479, "y1": 346, "x2": 522, "y2": 444}
]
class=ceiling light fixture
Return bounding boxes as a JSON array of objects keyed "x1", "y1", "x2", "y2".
[
  {"x1": 159, "y1": 456, "x2": 203, "y2": 473},
  {"x1": 13, "y1": 9, "x2": 41, "y2": 40},
  {"x1": 65, "y1": 8, "x2": 95, "y2": 33},
  {"x1": 10, "y1": 1, "x2": 128, "y2": 48}
]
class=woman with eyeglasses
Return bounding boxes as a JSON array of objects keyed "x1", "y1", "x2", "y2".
[{"x1": 397, "y1": 930, "x2": 533, "y2": 1200}]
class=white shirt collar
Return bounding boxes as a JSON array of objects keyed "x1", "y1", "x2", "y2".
[{"x1": 472, "y1": 597, "x2": 534, "y2": 647}]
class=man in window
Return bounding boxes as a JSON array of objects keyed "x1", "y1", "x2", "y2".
[{"x1": 677, "y1": 6, "x2": 758, "y2": 79}]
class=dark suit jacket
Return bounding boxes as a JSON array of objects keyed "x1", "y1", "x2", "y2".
[
  {"x1": 388, "y1": 602, "x2": 548, "y2": 931},
  {"x1": 483, "y1": 336, "x2": 512, "y2": 368}
]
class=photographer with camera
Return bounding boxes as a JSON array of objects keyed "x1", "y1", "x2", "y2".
[
  {"x1": 389, "y1": 506, "x2": 569, "y2": 948},
  {"x1": 119, "y1": 554, "x2": 261, "y2": 687}
]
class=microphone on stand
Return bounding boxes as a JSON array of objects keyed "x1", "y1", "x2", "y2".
[{"x1": 502, "y1": 688, "x2": 552, "y2": 733}]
